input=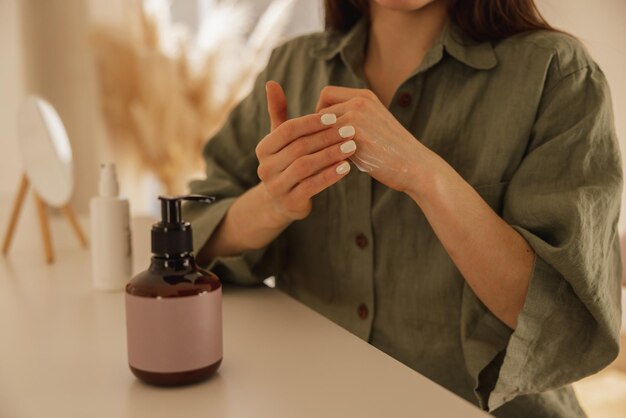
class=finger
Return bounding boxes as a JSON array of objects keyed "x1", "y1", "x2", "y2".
[
  {"x1": 266, "y1": 81, "x2": 287, "y2": 131},
  {"x1": 257, "y1": 112, "x2": 337, "y2": 156},
  {"x1": 272, "y1": 139, "x2": 357, "y2": 194},
  {"x1": 316, "y1": 101, "x2": 351, "y2": 118},
  {"x1": 287, "y1": 161, "x2": 351, "y2": 203},
  {"x1": 270, "y1": 121, "x2": 351, "y2": 172},
  {"x1": 316, "y1": 86, "x2": 374, "y2": 112}
]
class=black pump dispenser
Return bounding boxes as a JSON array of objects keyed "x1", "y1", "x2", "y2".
[{"x1": 151, "y1": 195, "x2": 215, "y2": 257}]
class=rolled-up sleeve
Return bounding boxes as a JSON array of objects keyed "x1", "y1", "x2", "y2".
[
  {"x1": 183, "y1": 63, "x2": 273, "y2": 285},
  {"x1": 462, "y1": 63, "x2": 623, "y2": 411}
]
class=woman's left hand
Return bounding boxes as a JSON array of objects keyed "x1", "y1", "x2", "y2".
[
  {"x1": 316, "y1": 86, "x2": 431, "y2": 193},
  {"x1": 318, "y1": 86, "x2": 535, "y2": 331}
]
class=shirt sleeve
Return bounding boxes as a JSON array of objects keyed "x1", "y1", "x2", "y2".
[
  {"x1": 461, "y1": 63, "x2": 623, "y2": 411},
  {"x1": 182, "y1": 62, "x2": 275, "y2": 286}
]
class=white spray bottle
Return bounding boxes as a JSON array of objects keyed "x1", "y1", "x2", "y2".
[{"x1": 90, "y1": 163, "x2": 132, "y2": 291}]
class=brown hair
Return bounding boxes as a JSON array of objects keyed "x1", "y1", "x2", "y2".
[{"x1": 324, "y1": 0, "x2": 555, "y2": 42}]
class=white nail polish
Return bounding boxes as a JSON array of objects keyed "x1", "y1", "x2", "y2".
[
  {"x1": 336, "y1": 161, "x2": 351, "y2": 175},
  {"x1": 340, "y1": 140, "x2": 356, "y2": 154},
  {"x1": 321, "y1": 113, "x2": 337, "y2": 125},
  {"x1": 338, "y1": 125, "x2": 355, "y2": 138}
]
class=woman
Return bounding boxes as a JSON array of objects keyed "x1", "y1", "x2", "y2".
[{"x1": 184, "y1": 0, "x2": 622, "y2": 416}]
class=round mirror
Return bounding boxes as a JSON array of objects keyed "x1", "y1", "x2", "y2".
[{"x1": 17, "y1": 96, "x2": 74, "y2": 207}]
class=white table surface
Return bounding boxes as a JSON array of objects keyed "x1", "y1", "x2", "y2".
[{"x1": 0, "y1": 215, "x2": 489, "y2": 418}]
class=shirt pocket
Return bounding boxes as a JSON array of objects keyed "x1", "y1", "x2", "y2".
[{"x1": 473, "y1": 181, "x2": 510, "y2": 215}]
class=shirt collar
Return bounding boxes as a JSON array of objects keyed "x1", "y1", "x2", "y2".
[
  {"x1": 311, "y1": 18, "x2": 498, "y2": 72},
  {"x1": 441, "y1": 23, "x2": 498, "y2": 70}
]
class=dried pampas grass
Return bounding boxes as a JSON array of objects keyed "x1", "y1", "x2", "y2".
[{"x1": 90, "y1": 0, "x2": 294, "y2": 195}]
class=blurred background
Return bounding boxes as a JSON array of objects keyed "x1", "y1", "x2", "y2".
[
  {"x1": 0, "y1": 0, "x2": 323, "y2": 215},
  {"x1": 0, "y1": 0, "x2": 625, "y2": 416}
]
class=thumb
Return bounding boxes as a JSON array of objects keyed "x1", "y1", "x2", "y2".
[{"x1": 265, "y1": 81, "x2": 287, "y2": 131}]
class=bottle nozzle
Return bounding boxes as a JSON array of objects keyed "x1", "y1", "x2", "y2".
[
  {"x1": 152, "y1": 195, "x2": 215, "y2": 256},
  {"x1": 158, "y1": 195, "x2": 216, "y2": 224},
  {"x1": 99, "y1": 163, "x2": 119, "y2": 198}
]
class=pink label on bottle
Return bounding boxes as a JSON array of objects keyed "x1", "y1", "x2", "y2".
[{"x1": 125, "y1": 289, "x2": 222, "y2": 373}]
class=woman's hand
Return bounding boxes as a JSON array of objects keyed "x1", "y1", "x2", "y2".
[
  {"x1": 256, "y1": 81, "x2": 357, "y2": 226},
  {"x1": 316, "y1": 86, "x2": 431, "y2": 194},
  {"x1": 317, "y1": 86, "x2": 535, "y2": 330}
]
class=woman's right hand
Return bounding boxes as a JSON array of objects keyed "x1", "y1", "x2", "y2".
[
  {"x1": 197, "y1": 81, "x2": 357, "y2": 262},
  {"x1": 255, "y1": 81, "x2": 357, "y2": 226}
]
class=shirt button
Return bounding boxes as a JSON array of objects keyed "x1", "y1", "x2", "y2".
[
  {"x1": 397, "y1": 92, "x2": 412, "y2": 108},
  {"x1": 355, "y1": 233, "x2": 368, "y2": 249},
  {"x1": 357, "y1": 303, "x2": 369, "y2": 319}
]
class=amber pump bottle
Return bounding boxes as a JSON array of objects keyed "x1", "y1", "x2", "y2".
[{"x1": 125, "y1": 195, "x2": 222, "y2": 386}]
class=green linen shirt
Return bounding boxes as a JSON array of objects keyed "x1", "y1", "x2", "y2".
[{"x1": 184, "y1": 19, "x2": 623, "y2": 417}]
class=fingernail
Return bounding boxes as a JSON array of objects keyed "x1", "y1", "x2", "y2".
[
  {"x1": 321, "y1": 113, "x2": 337, "y2": 125},
  {"x1": 336, "y1": 161, "x2": 351, "y2": 175},
  {"x1": 340, "y1": 140, "x2": 356, "y2": 154},
  {"x1": 338, "y1": 125, "x2": 355, "y2": 138}
]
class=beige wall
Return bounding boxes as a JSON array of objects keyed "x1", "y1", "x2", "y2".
[
  {"x1": 0, "y1": 0, "x2": 111, "y2": 216},
  {"x1": 0, "y1": 0, "x2": 25, "y2": 198},
  {"x1": 19, "y1": 0, "x2": 112, "y2": 215}
]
